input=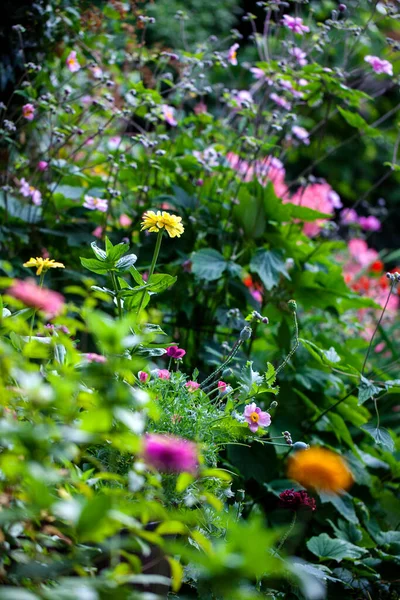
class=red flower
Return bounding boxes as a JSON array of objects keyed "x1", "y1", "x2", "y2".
[
  {"x1": 370, "y1": 260, "x2": 384, "y2": 273},
  {"x1": 279, "y1": 488, "x2": 316, "y2": 511}
]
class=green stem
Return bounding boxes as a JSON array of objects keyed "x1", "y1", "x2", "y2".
[
  {"x1": 275, "y1": 511, "x2": 297, "y2": 555},
  {"x1": 110, "y1": 271, "x2": 123, "y2": 319},
  {"x1": 137, "y1": 229, "x2": 164, "y2": 316},
  {"x1": 29, "y1": 271, "x2": 45, "y2": 339}
]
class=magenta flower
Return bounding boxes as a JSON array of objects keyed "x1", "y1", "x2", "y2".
[
  {"x1": 270, "y1": 93, "x2": 292, "y2": 111},
  {"x1": 157, "y1": 369, "x2": 171, "y2": 380},
  {"x1": 83, "y1": 195, "x2": 108, "y2": 212},
  {"x1": 244, "y1": 402, "x2": 271, "y2": 433},
  {"x1": 364, "y1": 55, "x2": 393, "y2": 76},
  {"x1": 85, "y1": 353, "x2": 107, "y2": 363},
  {"x1": 19, "y1": 178, "x2": 42, "y2": 206},
  {"x1": 289, "y1": 47, "x2": 308, "y2": 66},
  {"x1": 340, "y1": 208, "x2": 358, "y2": 224},
  {"x1": 37, "y1": 161, "x2": 48, "y2": 171},
  {"x1": 22, "y1": 103, "x2": 35, "y2": 121},
  {"x1": 279, "y1": 488, "x2": 316, "y2": 511},
  {"x1": 185, "y1": 381, "x2": 200, "y2": 393},
  {"x1": 250, "y1": 67, "x2": 265, "y2": 80},
  {"x1": 162, "y1": 104, "x2": 177, "y2": 126},
  {"x1": 143, "y1": 434, "x2": 198, "y2": 473},
  {"x1": 358, "y1": 215, "x2": 381, "y2": 232},
  {"x1": 292, "y1": 125, "x2": 310, "y2": 145},
  {"x1": 66, "y1": 50, "x2": 80, "y2": 73},
  {"x1": 166, "y1": 346, "x2": 186, "y2": 359},
  {"x1": 234, "y1": 90, "x2": 253, "y2": 108},
  {"x1": 328, "y1": 190, "x2": 343, "y2": 209},
  {"x1": 138, "y1": 371, "x2": 149, "y2": 383},
  {"x1": 282, "y1": 15, "x2": 310, "y2": 35},
  {"x1": 227, "y1": 43, "x2": 239, "y2": 66},
  {"x1": 8, "y1": 280, "x2": 64, "y2": 318},
  {"x1": 218, "y1": 381, "x2": 227, "y2": 393}
]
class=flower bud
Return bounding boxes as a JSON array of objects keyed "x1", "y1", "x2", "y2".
[
  {"x1": 292, "y1": 441, "x2": 309, "y2": 450},
  {"x1": 138, "y1": 371, "x2": 149, "y2": 383},
  {"x1": 288, "y1": 299, "x2": 297, "y2": 312},
  {"x1": 240, "y1": 326, "x2": 252, "y2": 341}
]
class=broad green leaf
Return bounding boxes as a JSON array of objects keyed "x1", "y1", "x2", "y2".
[
  {"x1": 116, "y1": 254, "x2": 137, "y2": 271},
  {"x1": 147, "y1": 273, "x2": 177, "y2": 293},
  {"x1": 358, "y1": 376, "x2": 383, "y2": 405},
  {"x1": 167, "y1": 556, "x2": 184, "y2": 592},
  {"x1": 191, "y1": 248, "x2": 228, "y2": 281},
  {"x1": 80, "y1": 257, "x2": 112, "y2": 274},
  {"x1": 307, "y1": 533, "x2": 366, "y2": 562},
  {"x1": 338, "y1": 107, "x2": 379, "y2": 137},
  {"x1": 250, "y1": 249, "x2": 290, "y2": 291},
  {"x1": 361, "y1": 424, "x2": 394, "y2": 452}
]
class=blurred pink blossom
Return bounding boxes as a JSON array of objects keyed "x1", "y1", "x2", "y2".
[
  {"x1": 66, "y1": 51, "x2": 80, "y2": 73},
  {"x1": 244, "y1": 402, "x2": 271, "y2": 433},
  {"x1": 270, "y1": 93, "x2": 291, "y2": 111},
  {"x1": 83, "y1": 195, "x2": 108, "y2": 212},
  {"x1": 227, "y1": 43, "x2": 239, "y2": 66},
  {"x1": 185, "y1": 381, "x2": 200, "y2": 392},
  {"x1": 8, "y1": 280, "x2": 64, "y2": 318},
  {"x1": 162, "y1": 104, "x2": 177, "y2": 126},
  {"x1": 37, "y1": 161, "x2": 48, "y2": 171},
  {"x1": 364, "y1": 55, "x2": 393, "y2": 75},
  {"x1": 143, "y1": 434, "x2": 198, "y2": 473},
  {"x1": 289, "y1": 47, "x2": 308, "y2": 66},
  {"x1": 358, "y1": 215, "x2": 381, "y2": 232},
  {"x1": 22, "y1": 103, "x2": 35, "y2": 121},
  {"x1": 282, "y1": 15, "x2": 310, "y2": 34}
]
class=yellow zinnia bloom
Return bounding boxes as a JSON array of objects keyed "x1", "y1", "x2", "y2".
[
  {"x1": 141, "y1": 210, "x2": 184, "y2": 238},
  {"x1": 287, "y1": 447, "x2": 353, "y2": 494},
  {"x1": 23, "y1": 257, "x2": 65, "y2": 276}
]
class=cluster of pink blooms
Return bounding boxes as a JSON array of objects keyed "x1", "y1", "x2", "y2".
[
  {"x1": 185, "y1": 381, "x2": 200, "y2": 392},
  {"x1": 244, "y1": 402, "x2": 271, "y2": 433},
  {"x1": 8, "y1": 280, "x2": 64, "y2": 318},
  {"x1": 341, "y1": 209, "x2": 381, "y2": 232},
  {"x1": 83, "y1": 195, "x2": 108, "y2": 212},
  {"x1": 364, "y1": 55, "x2": 393, "y2": 76},
  {"x1": 19, "y1": 178, "x2": 42, "y2": 206},
  {"x1": 282, "y1": 15, "x2": 310, "y2": 35},
  {"x1": 279, "y1": 488, "x2": 316, "y2": 511},
  {"x1": 84, "y1": 353, "x2": 107, "y2": 363},
  {"x1": 143, "y1": 433, "x2": 198, "y2": 473},
  {"x1": 157, "y1": 369, "x2": 171, "y2": 380},
  {"x1": 22, "y1": 103, "x2": 35, "y2": 121}
]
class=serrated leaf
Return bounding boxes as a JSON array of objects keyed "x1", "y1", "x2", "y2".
[
  {"x1": 238, "y1": 361, "x2": 263, "y2": 399},
  {"x1": 147, "y1": 273, "x2": 177, "y2": 293},
  {"x1": 358, "y1": 375, "x2": 383, "y2": 405},
  {"x1": 361, "y1": 424, "x2": 394, "y2": 452},
  {"x1": 191, "y1": 248, "x2": 228, "y2": 281}
]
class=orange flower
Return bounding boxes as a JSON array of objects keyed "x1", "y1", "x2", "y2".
[{"x1": 287, "y1": 447, "x2": 353, "y2": 494}]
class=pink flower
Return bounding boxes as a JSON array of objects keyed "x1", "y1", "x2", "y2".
[
  {"x1": 227, "y1": 43, "x2": 239, "y2": 66},
  {"x1": 292, "y1": 125, "x2": 310, "y2": 145},
  {"x1": 328, "y1": 190, "x2": 343, "y2": 209},
  {"x1": 244, "y1": 402, "x2": 271, "y2": 433},
  {"x1": 83, "y1": 195, "x2": 108, "y2": 212},
  {"x1": 166, "y1": 346, "x2": 186, "y2": 359},
  {"x1": 364, "y1": 55, "x2": 393, "y2": 76},
  {"x1": 282, "y1": 15, "x2": 310, "y2": 35},
  {"x1": 194, "y1": 102, "x2": 207, "y2": 115},
  {"x1": 37, "y1": 161, "x2": 48, "y2": 171},
  {"x1": 234, "y1": 90, "x2": 253, "y2": 108},
  {"x1": 348, "y1": 238, "x2": 379, "y2": 267},
  {"x1": 270, "y1": 93, "x2": 292, "y2": 111},
  {"x1": 85, "y1": 353, "x2": 107, "y2": 363},
  {"x1": 286, "y1": 182, "x2": 338, "y2": 236},
  {"x1": 138, "y1": 371, "x2": 149, "y2": 383},
  {"x1": 341, "y1": 208, "x2": 358, "y2": 224},
  {"x1": 108, "y1": 136, "x2": 122, "y2": 150},
  {"x1": 185, "y1": 381, "x2": 200, "y2": 392},
  {"x1": 162, "y1": 104, "x2": 177, "y2": 126},
  {"x1": 89, "y1": 64, "x2": 103, "y2": 79},
  {"x1": 279, "y1": 489, "x2": 316, "y2": 511},
  {"x1": 66, "y1": 51, "x2": 80, "y2": 73},
  {"x1": 8, "y1": 280, "x2": 64, "y2": 318},
  {"x1": 157, "y1": 369, "x2": 171, "y2": 380},
  {"x1": 250, "y1": 67, "x2": 265, "y2": 80},
  {"x1": 289, "y1": 47, "x2": 308, "y2": 66},
  {"x1": 218, "y1": 381, "x2": 227, "y2": 393},
  {"x1": 19, "y1": 178, "x2": 42, "y2": 206},
  {"x1": 358, "y1": 215, "x2": 381, "y2": 232},
  {"x1": 22, "y1": 103, "x2": 35, "y2": 121},
  {"x1": 143, "y1": 434, "x2": 198, "y2": 473},
  {"x1": 92, "y1": 226, "x2": 103, "y2": 239},
  {"x1": 119, "y1": 214, "x2": 132, "y2": 227}
]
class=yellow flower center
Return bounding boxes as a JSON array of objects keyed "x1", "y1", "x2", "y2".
[{"x1": 250, "y1": 412, "x2": 259, "y2": 424}]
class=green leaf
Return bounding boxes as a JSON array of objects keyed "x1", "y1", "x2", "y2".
[
  {"x1": 147, "y1": 273, "x2": 177, "y2": 293},
  {"x1": 167, "y1": 556, "x2": 184, "y2": 593},
  {"x1": 76, "y1": 495, "x2": 111, "y2": 540},
  {"x1": 361, "y1": 424, "x2": 394, "y2": 452},
  {"x1": 249, "y1": 249, "x2": 290, "y2": 291},
  {"x1": 91, "y1": 241, "x2": 107, "y2": 261},
  {"x1": 358, "y1": 375, "x2": 383, "y2": 405},
  {"x1": 307, "y1": 533, "x2": 366, "y2": 562},
  {"x1": 238, "y1": 361, "x2": 264, "y2": 399},
  {"x1": 107, "y1": 242, "x2": 130, "y2": 262},
  {"x1": 289, "y1": 204, "x2": 332, "y2": 221},
  {"x1": 191, "y1": 248, "x2": 228, "y2": 281},
  {"x1": 130, "y1": 267, "x2": 145, "y2": 285},
  {"x1": 115, "y1": 254, "x2": 138, "y2": 271},
  {"x1": 320, "y1": 493, "x2": 359, "y2": 524},
  {"x1": 176, "y1": 472, "x2": 195, "y2": 492},
  {"x1": 80, "y1": 257, "x2": 112, "y2": 274},
  {"x1": 338, "y1": 106, "x2": 379, "y2": 137}
]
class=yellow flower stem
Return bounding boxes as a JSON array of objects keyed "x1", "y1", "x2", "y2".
[
  {"x1": 137, "y1": 229, "x2": 164, "y2": 316},
  {"x1": 29, "y1": 271, "x2": 45, "y2": 339}
]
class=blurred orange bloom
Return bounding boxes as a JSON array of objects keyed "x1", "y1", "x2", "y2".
[{"x1": 287, "y1": 447, "x2": 353, "y2": 494}]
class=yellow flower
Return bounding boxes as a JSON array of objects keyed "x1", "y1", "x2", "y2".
[
  {"x1": 287, "y1": 447, "x2": 353, "y2": 494},
  {"x1": 141, "y1": 210, "x2": 184, "y2": 238},
  {"x1": 23, "y1": 257, "x2": 65, "y2": 276}
]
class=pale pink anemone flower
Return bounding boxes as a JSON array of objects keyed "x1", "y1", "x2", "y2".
[
  {"x1": 157, "y1": 369, "x2": 171, "y2": 380},
  {"x1": 143, "y1": 434, "x2": 198, "y2": 474},
  {"x1": 270, "y1": 93, "x2": 292, "y2": 111},
  {"x1": 358, "y1": 215, "x2": 381, "y2": 232},
  {"x1": 162, "y1": 104, "x2": 177, "y2": 126},
  {"x1": 119, "y1": 214, "x2": 132, "y2": 227},
  {"x1": 19, "y1": 178, "x2": 42, "y2": 206},
  {"x1": 22, "y1": 103, "x2": 35, "y2": 121},
  {"x1": 84, "y1": 353, "x2": 107, "y2": 363},
  {"x1": 227, "y1": 43, "x2": 239, "y2": 66},
  {"x1": 66, "y1": 50, "x2": 80, "y2": 73},
  {"x1": 89, "y1": 64, "x2": 103, "y2": 79},
  {"x1": 83, "y1": 195, "x2": 108, "y2": 212},
  {"x1": 282, "y1": 15, "x2": 310, "y2": 35},
  {"x1": 185, "y1": 381, "x2": 200, "y2": 392},
  {"x1": 250, "y1": 67, "x2": 265, "y2": 80},
  {"x1": 8, "y1": 280, "x2": 64, "y2": 318},
  {"x1": 233, "y1": 90, "x2": 253, "y2": 108},
  {"x1": 347, "y1": 238, "x2": 379, "y2": 268},
  {"x1": 244, "y1": 402, "x2": 271, "y2": 433},
  {"x1": 37, "y1": 161, "x2": 48, "y2": 171},
  {"x1": 289, "y1": 47, "x2": 308, "y2": 66},
  {"x1": 285, "y1": 182, "x2": 341, "y2": 236},
  {"x1": 292, "y1": 125, "x2": 310, "y2": 145},
  {"x1": 340, "y1": 208, "x2": 359, "y2": 224},
  {"x1": 364, "y1": 55, "x2": 393, "y2": 76}
]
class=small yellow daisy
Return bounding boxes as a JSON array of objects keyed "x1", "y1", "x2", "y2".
[
  {"x1": 141, "y1": 210, "x2": 184, "y2": 238},
  {"x1": 23, "y1": 257, "x2": 65, "y2": 276}
]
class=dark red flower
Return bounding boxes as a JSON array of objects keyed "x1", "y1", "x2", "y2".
[{"x1": 279, "y1": 488, "x2": 316, "y2": 511}]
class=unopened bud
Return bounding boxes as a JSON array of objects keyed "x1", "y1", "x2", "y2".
[
  {"x1": 240, "y1": 326, "x2": 252, "y2": 341},
  {"x1": 292, "y1": 441, "x2": 309, "y2": 450}
]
